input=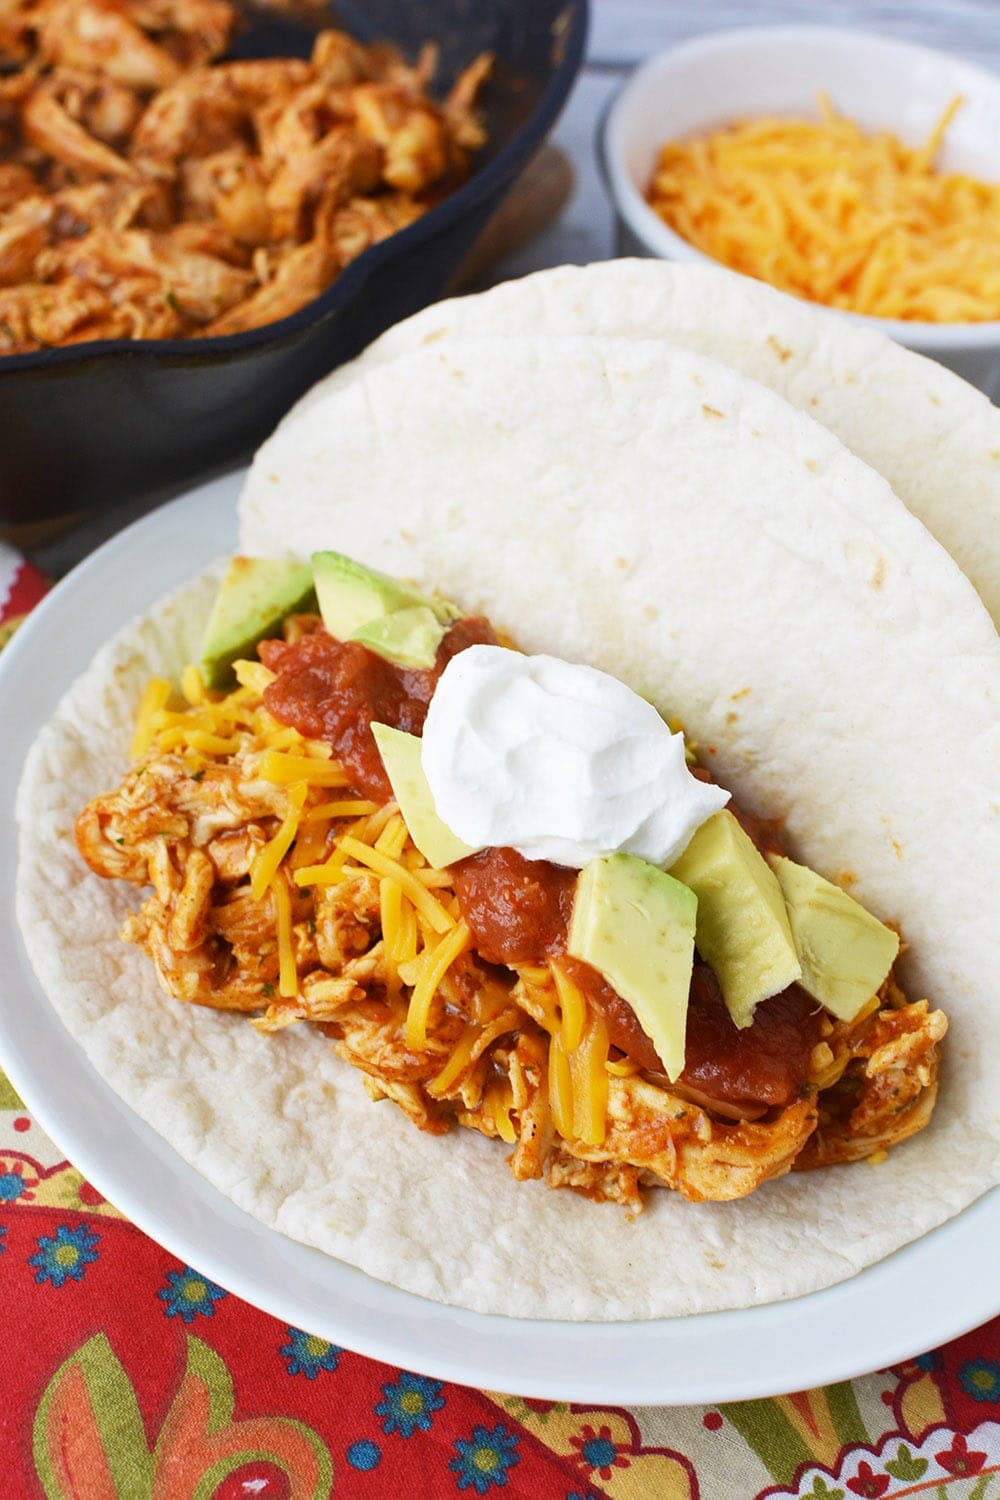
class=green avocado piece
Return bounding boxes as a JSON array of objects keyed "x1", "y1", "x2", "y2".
[
  {"x1": 371, "y1": 723, "x2": 477, "y2": 868},
  {"x1": 199, "y1": 555, "x2": 316, "y2": 690},
  {"x1": 768, "y1": 855, "x2": 899, "y2": 1021},
  {"x1": 567, "y1": 853, "x2": 697, "y2": 1082},
  {"x1": 669, "y1": 810, "x2": 801, "y2": 1029},
  {"x1": 351, "y1": 604, "x2": 446, "y2": 669},
  {"x1": 311, "y1": 550, "x2": 459, "y2": 641}
]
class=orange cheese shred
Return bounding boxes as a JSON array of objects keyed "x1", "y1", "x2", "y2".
[
  {"x1": 404, "y1": 920, "x2": 472, "y2": 1050},
  {"x1": 250, "y1": 781, "x2": 308, "y2": 900},
  {"x1": 569, "y1": 1008, "x2": 610, "y2": 1146},
  {"x1": 272, "y1": 873, "x2": 298, "y2": 998},
  {"x1": 646, "y1": 95, "x2": 1000, "y2": 322}
]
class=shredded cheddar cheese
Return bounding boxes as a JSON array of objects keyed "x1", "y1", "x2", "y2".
[
  {"x1": 551, "y1": 960, "x2": 586, "y2": 1052},
  {"x1": 303, "y1": 798, "x2": 379, "y2": 822},
  {"x1": 375, "y1": 812, "x2": 409, "y2": 859},
  {"x1": 569, "y1": 1009, "x2": 610, "y2": 1146},
  {"x1": 130, "y1": 677, "x2": 172, "y2": 759},
  {"x1": 272, "y1": 873, "x2": 298, "y2": 998},
  {"x1": 126, "y1": 652, "x2": 625, "y2": 1169},
  {"x1": 180, "y1": 663, "x2": 207, "y2": 705},
  {"x1": 428, "y1": 1023, "x2": 481, "y2": 1097},
  {"x1": 548, "y1": 1033, "x2": 575, "y2": 1140},
  {"x1": 403, "y1": 920, "x2": 472, "y2": 1050},
  {"x1": 646, "y1": 96, "x2": 1000, "y2": 321},
  {"x1": 250, "y1": 781, "x2": 308, "y2": 900},
  {"x1": 233, "y1": 659, "x2": 275, "y2": 692},
  {"x1": 337, "y1": 837, "x2": 455, "y2": 934},
  {"x1": 606, "y1": 1055, "x2": 640, "y2": 1078},
  {"x1": 427, "y1": 1005, "x2": 523, "y2": 1098},
  {"x1": 258, "y1": 750, "x2": 343, "y2": 784},
  {"x1": 487, "y1": 1083, "x2": 518, "y2": 1144}
]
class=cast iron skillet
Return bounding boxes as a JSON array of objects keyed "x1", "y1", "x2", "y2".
[{"x1": 0, "y1": 0, "x2": 588, "y2": 523}]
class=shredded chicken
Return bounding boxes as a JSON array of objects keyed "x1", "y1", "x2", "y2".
[
  {"x1": 0, "y1": 0, "x2": 490, "y2": 352},
  {"x1": 77, "y1": 685, "x2": 946, "y2": 1208},
  {"x1": 796, "y1": 994, "x2": 947, "y2": 1168}
]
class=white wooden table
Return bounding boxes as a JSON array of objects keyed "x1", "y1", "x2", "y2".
[{"x1": 496, "y1": 0, "x2": 1000, "y2": 279}]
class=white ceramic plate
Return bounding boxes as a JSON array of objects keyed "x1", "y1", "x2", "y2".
[{"x1": 1, "y1": 473, "x2": 996, "y2": 1405}]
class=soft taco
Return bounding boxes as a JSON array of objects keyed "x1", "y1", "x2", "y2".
[
  {"x1": 17, "y1": 332, "x2": 1000, "y2": 1322},
  {"x1": 245, "y1": 260, "x2": 1000, "y2": 625}
]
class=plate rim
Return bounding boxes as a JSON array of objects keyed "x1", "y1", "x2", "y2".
[{"x1": 1, "y1": 473, "x2": 996, "y2": 1405}]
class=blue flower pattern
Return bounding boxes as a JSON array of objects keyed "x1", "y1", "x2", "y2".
[
  {"x1": 450, "y1": 1423, "x2": 520, "y2": 1494},
  {"x1": 157, "y1": 1265, "x2": 227, "y2": 1322},
  {"x1": 376, "y1": 1370, "x2": 445, "y2": 1437},
  {"x1": 959, "y1": 1358, "x2": 1000, "y2": 1403},
  {"x1": 280, "y1": 1327, "x2": 343, "y2": 1379},
  {"x1": 0, "y1": 1167, "x2": 30, "y2": 1202},
  {"x1": 29, "y1": 1224, "x2": 99, "y2": 1287}
]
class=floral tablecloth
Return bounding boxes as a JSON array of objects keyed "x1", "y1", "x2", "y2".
[{"x1": 2, "y1": 542, "x2": 998, "y2": 1500}]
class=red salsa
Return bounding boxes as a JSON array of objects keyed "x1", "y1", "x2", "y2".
[
  {"x1": 261, "y1": 616, "x2": 496, "y2": 801},
  {"x1": 263, "y1": 619, "x2": 823, "y2": 1113},
  {"x1": 452, "y1": 845, "x2": 822, "y2": 1110}
]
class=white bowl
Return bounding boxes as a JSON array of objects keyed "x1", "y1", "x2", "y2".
[{"x1": 598, "y1": 25, "x2": 1000, "y2": 398}]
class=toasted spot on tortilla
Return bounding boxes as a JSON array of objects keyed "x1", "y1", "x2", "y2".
[
  {"x1": 870, "y1": 557, "x2": 887, "y2": 590},
  {"x1": 702, "y1": 404, "x2": 725, "y2": 419},
  {"x1": 880, "y1": 816, "x2": 905, "y2": 860},
  {"x1": 729, "y1": 686, "x2": 752, "y2": 701},
  {"x1": 420, "y1": 327, "x2": 447, "y2": 345},
  {"x1": 767, "y1": 335, "x2": 793, "y2": 363},
  {"x1": 804, "y1": 458, "x2": 818, "y2": 472}
]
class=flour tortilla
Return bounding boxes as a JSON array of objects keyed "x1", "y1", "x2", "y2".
[
  {"x1": 257, "y1": 260, "x2": 1000, "y2": 625},
  {"x1": 19, "y1": 333, "x2": 1000, "y2": 1321}
]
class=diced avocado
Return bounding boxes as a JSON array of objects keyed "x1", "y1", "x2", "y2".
[
  {"x1": 768, "y1": 855, "x2": 899, "y2": 1021},
  {"x1": 669, "y1": 810, "x2": 801, "y2": 1028},
  {"x1": 567, "y1": 853, "x2": 697, "y2": 1082},
  {"x1": 200, "y1": 555, "x2": 316, "y2": 690},
  {"x1": 371, "y1": 723, "x2": 477, "y2": 868},
  {"x1": 311, "y1": 550, "x2": 459, "y2": 641},
  {"x1": 352, "y1": 605, "x2": 446, "y2": 670}
]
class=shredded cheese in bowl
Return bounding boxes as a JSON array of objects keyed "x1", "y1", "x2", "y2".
[{"x1": 646, "y1": 97, "x2": 1000, "y2": 323}]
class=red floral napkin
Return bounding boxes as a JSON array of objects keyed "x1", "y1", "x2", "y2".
[{"x1": 1, "y1": 550, "x2": 997, "y2": 1499}]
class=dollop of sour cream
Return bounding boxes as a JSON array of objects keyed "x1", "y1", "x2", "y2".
[{"x1": 421, "y1": 645, "x2": 729, "y2": 869}]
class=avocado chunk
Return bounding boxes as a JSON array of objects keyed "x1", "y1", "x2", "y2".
[
  {"x1": 200, "y1": 555, "x2": 316, "y2": 690},
  {"x1": 567, "y1": 853, "x2": 697, "y2": 1082},
  {"x1": 371, "y1": 723, "x2": 477, "y2": 868},
  {"x1": 312, "y1": 550, "x2": 458, "y2": 640},
  {"x1": 352, "y1": 605, "x2": 447, "y2": 670},
  {"x1": 768, "y1": 855, "x2": 899, "y2": 1021},
  {"x1": 669, "y1": 810, "x2": 801, "y2": 1029}
]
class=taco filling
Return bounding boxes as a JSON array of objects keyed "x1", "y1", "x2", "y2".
[{"x1": 74, "y1": 552, "x2": 947, "y2": 1211}]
